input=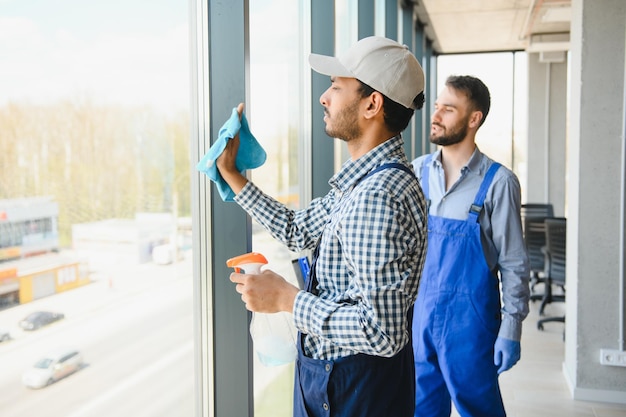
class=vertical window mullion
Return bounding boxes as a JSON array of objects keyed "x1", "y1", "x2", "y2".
[{"x1": 192, "y1": 1, "x2": 254, "y2": 416}]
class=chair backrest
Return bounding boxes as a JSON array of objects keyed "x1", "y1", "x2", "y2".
[
  {"x1": 521, "y1": 204, "x2": 554, "y2": 274},
  {"x1": 544, "y1": 217, "x2": 566, "y2": 285},
  {"x1": 521, "y1": 203, "x2": 554, "y2": 220},
  {"x1": 523, "y1": 216, "x2": 549, "y2": 273}
]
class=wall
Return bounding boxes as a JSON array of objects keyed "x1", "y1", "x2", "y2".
[{"x1": 565, "y1": 0, "x2": 626, "y2": 403}]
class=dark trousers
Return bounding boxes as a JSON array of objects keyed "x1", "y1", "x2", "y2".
[{"x1": 293, "y1": 341, "x2": 415, "y2": 417}]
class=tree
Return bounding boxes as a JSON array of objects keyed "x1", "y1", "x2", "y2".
[{"x1": 0, "y1": 99, "x2": 190, "y2": 246}]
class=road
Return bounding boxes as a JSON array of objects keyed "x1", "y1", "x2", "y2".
[{"x1": 0, "y1": 256, "x2": 194, "y2": 417}]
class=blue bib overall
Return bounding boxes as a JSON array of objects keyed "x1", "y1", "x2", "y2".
[
  {"x1": 293, "y1": 163, "x2": 416, "y2": 417},
  {"x1": 412, "y1": 157, "x2": 506, "y2": 417}
]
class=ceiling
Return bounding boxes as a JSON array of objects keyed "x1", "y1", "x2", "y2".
[{"x1": 413, "y1": 0, "x2": 572, "y2": 55}]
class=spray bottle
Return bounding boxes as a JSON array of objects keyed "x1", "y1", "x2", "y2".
[{"x1": 226, "y1": 252, "x2": 297, "y2": 366}]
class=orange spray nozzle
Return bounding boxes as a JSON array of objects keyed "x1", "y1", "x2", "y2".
[{"x1": 226, "y1": 252, "x2": 268, "y2": 273}]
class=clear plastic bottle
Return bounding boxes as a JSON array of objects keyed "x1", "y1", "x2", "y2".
[{"x1": 226, "y1": 252, "x2": 297, "y2": 366}]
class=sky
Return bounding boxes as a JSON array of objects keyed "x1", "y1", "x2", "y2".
[{"x1": 0, "y1": 0, "x2": 189, "y2": 112}]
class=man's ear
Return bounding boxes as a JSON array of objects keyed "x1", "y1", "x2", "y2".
[
  {"x1": 469, "y1": 110, "x2": 483, "y2": 128},
  {"x1": 363, "y1": 91, "x2": 384, "y2": 120}
]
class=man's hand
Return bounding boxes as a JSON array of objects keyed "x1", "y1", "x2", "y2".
[
  {"x1": 230, "y1": 269, "x2": 300, "y2": 314},
  {"x1": 216, "y1": 102, "x2": 248, "y2": 194},
  {"x1": 494, "y1": 337, "x2": 521, "y2": 374}
]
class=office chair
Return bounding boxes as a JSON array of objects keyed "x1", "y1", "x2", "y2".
[
  {"x1": 537, "y1": 217, "x2": 566, "y2": 331},
  {"x1": 520, "y1": 204, "x2": 554, "y2": 304},
  {"x1": 521, "y1": 203, "x2": 554, "y2": 219}
]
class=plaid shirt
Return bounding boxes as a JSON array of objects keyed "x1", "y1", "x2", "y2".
[{"x1": 235, "y1": 135, "x2": 427, "y2": 360}]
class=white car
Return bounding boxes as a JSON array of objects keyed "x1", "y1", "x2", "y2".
[
  {"x1": 22, "y1": 348, "x2": 84, "y2": 389},
  {"x1": 0, "y1": 328, "x2": 10, "y2": 342}
]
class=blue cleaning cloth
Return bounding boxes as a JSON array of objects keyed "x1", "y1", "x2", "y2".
[{"x1": 196, "y1": 107, "x2": 266, "y2": 202}]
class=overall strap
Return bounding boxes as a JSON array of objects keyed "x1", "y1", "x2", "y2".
[
  {"x1": 305, "y1": 242, "x2": 321, "y2": 293},
  {"x1": 364, "y1": 162, "x2": 415, "y2": 180},
  {"x1": 468, "y1": 162, "x2": 501, "y2": 223}
]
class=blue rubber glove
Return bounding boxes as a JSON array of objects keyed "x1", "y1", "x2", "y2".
[{"x1": 494, "y1": 337, "x2": 521, "y2": 374}]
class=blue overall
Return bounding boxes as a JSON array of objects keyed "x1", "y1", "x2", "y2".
[
  {"x1": 412, "y1": 157, "x2": 506, "y2": 417},
  {"x1": 293, "y1": 163, "x2": 416, "y2": 417}
]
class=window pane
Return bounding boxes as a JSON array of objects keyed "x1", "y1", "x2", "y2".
[
  {"x1": 333, "y1": 0, "x2": 358, "y2": 171},
  {"x1": 436, "y1": 53, "x2": 517, "y2": 169},
  {"x1": 0, "y1": 2, "x2": 193, "y2": 416},
  {"x1": 513, "y1": 52, "x2": 529, "y2": 195},
  {"x1": 249, "y1": 0, "x2": 306, "y2": 415}
]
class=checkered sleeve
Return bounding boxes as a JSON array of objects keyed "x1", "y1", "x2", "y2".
[{"x1": 235, "y1": 181, "x2": 334, "y2": 252}]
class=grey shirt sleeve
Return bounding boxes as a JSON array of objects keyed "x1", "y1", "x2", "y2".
[{"x1": 483, "y1": 171, "x2": 531, "y2": 341}]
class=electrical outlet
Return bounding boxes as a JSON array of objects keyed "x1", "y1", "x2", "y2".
[{"x1": 600, "y1": 349, "x2": 626, "y2": 367}]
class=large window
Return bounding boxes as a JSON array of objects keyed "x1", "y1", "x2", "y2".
[
  {"x1": 0, "y1": 2, "x2": 192, "y2": 416},
  {"x1": 0, "y1": 1, "x2": 432, "y2": 416},
  {"x1": 248, "y1": 1, "x2": 309, "y2": 415}
]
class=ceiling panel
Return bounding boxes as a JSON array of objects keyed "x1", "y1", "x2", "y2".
[{"x1": 414, "y1": 0, "x2": 571, "y2": 55}]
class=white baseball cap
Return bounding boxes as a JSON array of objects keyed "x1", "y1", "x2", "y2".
[{"x1": 309, "y1": 36, "x2": 425, "y2": 110}]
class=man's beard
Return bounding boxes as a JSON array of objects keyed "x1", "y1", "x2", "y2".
[
  {"x1": 324, "y1": 99, "x2": 361, "y2": 142},
  {"x1": 430, "y1": 119, "x2": 468, "y2": 146}
]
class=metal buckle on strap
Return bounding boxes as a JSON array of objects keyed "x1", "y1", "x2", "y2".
[{"x1": 469, "y1": 204, "x2": 482, "y2": 214}]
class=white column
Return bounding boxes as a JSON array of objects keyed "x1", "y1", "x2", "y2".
[{"x1": 565, "y1": 0, "x2": 626, "y2": 403}]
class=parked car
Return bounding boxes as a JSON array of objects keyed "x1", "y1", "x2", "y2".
[
  {"x1": 18, "y1": 311, "x2": 64, "y2": 331},
  {"x1": 22, "y1": 348, "x2": 83, "y2": 389},
  {"x1": 0, "y1": 328, "x2": 10, "y2": 342}
]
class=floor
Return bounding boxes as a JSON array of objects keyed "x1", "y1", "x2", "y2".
[{"x1": 450, "y1": 298, "x2": 626, "y2": 417}]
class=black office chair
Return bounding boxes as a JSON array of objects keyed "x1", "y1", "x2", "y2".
[
  {"x1": 520, "y1": 204, "x2": 554, "y2": 303},
  {"x1": 521, "y1": 203, "x2": 554, "y2": 219},
  {"x1": 537, "y1": 217, "x2": 566, "y2": 331}
]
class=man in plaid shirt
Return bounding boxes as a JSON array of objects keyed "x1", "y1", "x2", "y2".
[{"x1": 216, "y1": 36, "x2": 427, "y2": 417}]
